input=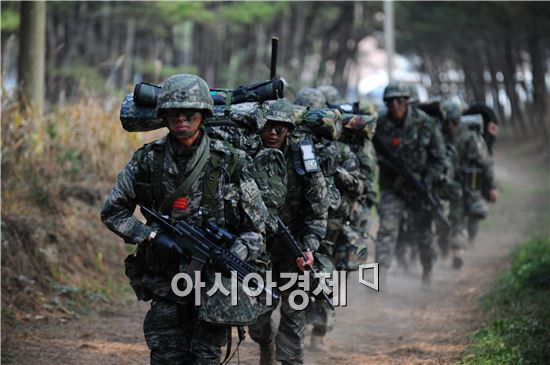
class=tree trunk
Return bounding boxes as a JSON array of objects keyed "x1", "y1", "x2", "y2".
[
  {"x1": 18, "y1": 1, "x2": 47, "y2": 115},
  {"x1": 528, "y1": 28, "x2": 547, "y2": 136},
  {"x1": 503, "y1": 26, "x2": 528, "y2": 135},
  {"x1": 121, "y1": 19, "x2": 136, "y2": 90},
  {"x1": 485, "y1": 44, "x2": 506, "y2": 126}
]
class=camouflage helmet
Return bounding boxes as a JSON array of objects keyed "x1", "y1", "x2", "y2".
[
  {"x1": 156, "y1": 74, "x2": 214, "y2": 116},
  {"x1": 442, "y1": 102, "x2": 462, "y2": 124},
  {"x1": 383, "y1": 80, "x2": 410, "y2": 101},
  {"x1": 263, "y1": 99, "x2": 296, "y2": 128},
  {"x1": 295, "y1": 87, "x2": 326, "y2": 108},
  {"x1": 317, "y1": 85, "x2": 341, "y2": 105},
  {"x1": 408, "y1": 84, "x2": 420, "y2": 104}
]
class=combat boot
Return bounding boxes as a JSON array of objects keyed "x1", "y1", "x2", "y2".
[
  {"x1": 310, "y1": 334, "x2": 325, "y2": 352},
  {"x1": 452, "y1": 248, "x2": 464, "y2": 269},
  {"x1": 396, "y1": 253, "x2": 409, "y2": 273},
  {"x1": 421, "y1": 268, "x2": 432, "y2": 286},
  {"x1": 259, "y1": 341, "x2": 275, "y2": 365}
]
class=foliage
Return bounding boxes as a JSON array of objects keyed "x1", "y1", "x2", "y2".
[
  {"x1": 1, "y1": 98, "x2": 160, "y2": 319},
  {"x1": 396, "y1": 2, "x2": 550, "y2": 135},
  {"x1": 459, "y1": 237, "x2": 550, "y2": 364},
  {"x1": 218, "y1": 2, "x2": 288, "y2": 25},
  {"x1": 50, "y1": 63, "x2": 109, "y2": 95},
  {"x1": 0, "y1": 97, "x2": 157, "y2": 213},
  {"x1": 0, "y1": 6, "x2": 19, "y2": 32}
]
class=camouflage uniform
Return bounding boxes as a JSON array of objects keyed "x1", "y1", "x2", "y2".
[
  {"x1": 375, "y1": 81, "x2": 446, "y2": 281},
  {"x1": 294, "y1": 88, "x2": 367, "y2": 347},
  {"x1": 317, "y1": 86, "x2": 377, "y2": 270},
  {"x1": 338, "y1": 113, "x2": 378, "y2": 269},
  {"x1": 456, "y1": 115, "x2": 496, "y2": 242},
  {"x1": 102, "y1": 74, "x2": 269, "y2": 365},
  {"x1": 434, "y1": 102, "x2": 467, "y2": 268},
  {"x1": 248, "y1": 99, "x2": 329, "y2": 365}
]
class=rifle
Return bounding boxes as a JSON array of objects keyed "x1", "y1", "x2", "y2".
[
  {"x1": 140, "y1": 204, "x2": 279, "y2": 301},
  {"x1": 276, "y1": 217, "x2": 335, "y2": 310},
  {"x1": 372, "y1": 135, "x2": 451, "y2": 228}
]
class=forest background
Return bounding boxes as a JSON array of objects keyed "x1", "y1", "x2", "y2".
[{"x1": 1, "y1": 0, "x2": 549, "y2": 331}]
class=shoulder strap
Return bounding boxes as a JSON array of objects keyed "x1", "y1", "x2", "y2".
[
  {"x1": 151, "y1": 144, "x2": 165, "y2": 210},
  {"x1": 222, "y1": 141, "x2": 240, "y2": 177},
  {"x1": 158, "y1": 143, "x2": 211, "y2": 214}
]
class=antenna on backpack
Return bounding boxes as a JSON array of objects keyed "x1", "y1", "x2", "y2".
[{"x1": 270, "y1": 37, "x2": 279, "y2": 80}]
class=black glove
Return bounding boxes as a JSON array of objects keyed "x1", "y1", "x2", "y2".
[
  {"x1": 211, "y1": 253, "x2": 231, "y2": 278},
  {"x1": 151, "y1": 233, "x2": 184, "y2": 271}
]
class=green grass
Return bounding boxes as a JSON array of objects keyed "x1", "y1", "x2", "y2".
[{"x1": 458, "y1": 236, "x2": 550, "y2": 364}]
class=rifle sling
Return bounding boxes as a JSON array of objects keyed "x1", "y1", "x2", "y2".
[{"x1": 158, "y1": 137, "x2": 211, "y2": 215}]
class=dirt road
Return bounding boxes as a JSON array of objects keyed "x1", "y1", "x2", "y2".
[{"x1": 3, "y1": 143, "x2": 547, "y2": 365}]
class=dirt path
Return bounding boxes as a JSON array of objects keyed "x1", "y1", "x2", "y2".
[{"x1": 3, "y1": 143, "x2": 548, "y2": 365}]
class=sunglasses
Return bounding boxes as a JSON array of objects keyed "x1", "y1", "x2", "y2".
[
  {"x1": 261, "y1": 124, "x2": 288, "y2": 135},
  {"x1": 164, "y1": 110, "x2": 202, "y2": 121},
  {"x1": 385, "y1": 98, "x2": 407, "y2": 105}
]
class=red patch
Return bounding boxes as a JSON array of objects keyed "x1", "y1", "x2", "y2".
[
  {"x1": 173, "y1": 197, "x2": 189, "y2": 211},
  {"x1": 392, "y1": 137, "x2": 401, "y2": 147}
]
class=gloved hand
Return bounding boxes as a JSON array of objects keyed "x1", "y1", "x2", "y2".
[
  {"x1": 211, "y1": 253, "x2": 231, "y2": 278},
  {"x1": 150, "y1": 233, "x2": 184, "y2": 273},
  {"x1": 151, "y1": 233, "x2": 184, "y2": 257}
]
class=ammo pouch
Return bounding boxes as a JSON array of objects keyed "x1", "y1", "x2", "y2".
[
  {"x1": 124, "y1": 243, "x2": 153, "y2": 301},
  {"x1": 197, "y1": 269, "x2": 271, "y2": 326},
  {"x1": 463, "y1": 166, "x2": 484, "y2": 192}
]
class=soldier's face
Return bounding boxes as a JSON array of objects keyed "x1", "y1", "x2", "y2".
[
  {"x1": 445, "y1": 121, "x2": 459, "y2": 138},
  {"x1": 165, "y1": 109, "x2": 203, "y2": 139},
  {"x1": 386, "y1": 97, "x2": 408, "y2": 121},
  {"x1": 261, "y1": 122, "x2": 289, "y2": 150}
]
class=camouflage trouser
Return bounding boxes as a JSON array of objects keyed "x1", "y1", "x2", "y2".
[
  {"x1": 306, "y1": 299, "x2": 334, "y2": 337},
  {"x1": 305, "y1": 253, "x2": 335, "y2": 338},
  {"x1": 349, "y1": 197, "x2": 373, "y2": 235},
  {"x1": 144, "y1": 297, "x2": 229, "y2": 365},
  {"x1": 435, "y1": 180, "x2": 466, "y2": 253},
  {"x1": 394, "y1": 209, "x2": 417, "y2": 265},
  {"x1": 376, "y1": 190, "x2": 435, "y2": 272},
  {"x1": 249, "y1": 262, "x2": 307, "y2": 365}
]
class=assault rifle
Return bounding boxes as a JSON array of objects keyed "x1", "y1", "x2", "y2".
[
  {"x1": 277, "y1": 217, "x2": 335, "y2": 310},
  {"x1": 139, "y1": 204, "x2": 280, "y2": 301},
  {"x1": 372, "y1": 135, "x2": 451, "y2": 228}
]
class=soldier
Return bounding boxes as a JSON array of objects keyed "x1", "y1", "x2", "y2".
[
  {"x1": 337, "y1": 103, "x2": 378, "y2": 271},
  {"x1": 317, "y1": 85, "x2": 342, "y2": 105},
  {"x1": 463, "y1": 102, "x2": 499, "y2": 156},
  {"x1": 456, "y1": 111, "x2": 498, "y2": 242},
  {"x1": 374, "y1": 80, "x2": 446, "y2": 285},
  {"x1": 294, "y1": 87, "x2": 364, "y2": 351},
  {"x1": 249, "y1": 99, "x2": 329, "y2": 365},
  {"x1": 436, "y1": 102, "x2": 468, "y2": 268},
  {"x1": 101, "y1": 74, "x2": 269, "y2": 364}
]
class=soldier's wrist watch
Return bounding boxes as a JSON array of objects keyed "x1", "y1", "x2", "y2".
[{"x1": 146, "y1": 231, "x2": 157, "y2": 243}]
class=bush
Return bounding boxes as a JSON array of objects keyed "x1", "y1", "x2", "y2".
[
  {"x1": 459, "y1": 237, "x2": 550, "y2": 364},
  {"x1": 1, "y1": 98, "x2": 161, "y2": 317}
]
